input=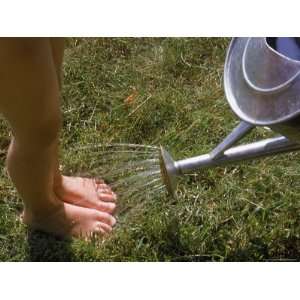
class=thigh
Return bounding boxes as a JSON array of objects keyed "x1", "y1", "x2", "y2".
[
  {"x1": 0, "y1": 38, "x2": 61, "y2": 143},
  {"x1": 49, "y1": 38, "x2": 65, "y2": 88}
]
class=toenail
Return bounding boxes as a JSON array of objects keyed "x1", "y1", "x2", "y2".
[{"x1": 98, "y1": 191, "x2": 117, "y2": 201}]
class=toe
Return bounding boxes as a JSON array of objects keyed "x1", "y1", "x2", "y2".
[
  {"x1": 97, "y1": 183, "x2": 112, "y2": 192},
  {"x1": 97, "y1": 191, "x2": 117, "y2": 202},
  {"x1": 96, "y1": 201, "x2": 116, "y2": 214},
  {"x1": 95, "y1": 211, "x2": 117, "y2": 227},
  {"x1": 94, "y1": 178, "x2": 105, "y2": 185},
  {"x1": 95, "y1": 222, "x2": 112, "y2": 234}
]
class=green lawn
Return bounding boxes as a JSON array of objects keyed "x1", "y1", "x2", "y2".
[{"x1": 0, "y1": 38, "x2": 299, "y2": 261}]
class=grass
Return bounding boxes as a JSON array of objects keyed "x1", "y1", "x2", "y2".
[{"x1": 0, "y1": 38, "x2": 299, "y2": 261}]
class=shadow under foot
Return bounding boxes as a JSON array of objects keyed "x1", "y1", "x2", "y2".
[{"x1": 25, "y1": 229, "x2": 74, "y2": 262}]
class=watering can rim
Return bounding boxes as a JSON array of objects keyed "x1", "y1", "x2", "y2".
[{"x1": 224, "y1": 37, "x2": 300, "y2": 126}]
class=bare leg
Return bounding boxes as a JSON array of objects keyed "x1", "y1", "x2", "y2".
[
  {"x1": 49, "y1": 38, "x2": 117, "y2": 213},
  {"x1": 49, "y1": 37, "x2": 65, "y2": 90},
  {"x1": 0, "y1": 38, "x2": 115, "y2": 237}
]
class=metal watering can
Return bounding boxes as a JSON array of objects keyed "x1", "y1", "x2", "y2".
[{"x1": 159, "y1": 37, "x2": 300, "y2": 197}]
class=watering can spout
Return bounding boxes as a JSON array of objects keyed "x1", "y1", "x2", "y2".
[{"x1": 159, "y1": 130, "x2": 300, "y2": 198}]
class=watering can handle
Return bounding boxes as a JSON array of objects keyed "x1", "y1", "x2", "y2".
[{"x1": 210, "y1": 121, "x2": 254, "y2": 159}]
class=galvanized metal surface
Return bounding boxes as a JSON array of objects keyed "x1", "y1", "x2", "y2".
[
  {"x1": 175, "y1": 136, "x2": 300, "y2": 174},
  {"x1": 159, "y1": 133, "x2": 300, "y2": 197},
  {"x1": 224, "y1": 37, "x2": 300, "y2": 127},
  {"x1": 209, "y1": 121, "x2": 254, "y2": 159}
]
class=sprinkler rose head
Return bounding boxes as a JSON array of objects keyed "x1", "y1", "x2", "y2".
[{"x1": 159, "y1": 146, "x2": 179, "y2": 198}]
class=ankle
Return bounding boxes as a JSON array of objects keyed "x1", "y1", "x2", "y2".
[
  {"x1": 53, "y1": 172, "x2": 63, "y2": 189},
  {"x1": 23, "y1": 196, "x2": 63, "y2": 224}
]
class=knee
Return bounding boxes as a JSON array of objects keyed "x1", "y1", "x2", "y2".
[
  {"x1": 31, "y1": 114, "x2": 62, "y2": 147},
  {"x1": 16, "y1": 114, "x2": 62, "y2": 149}
]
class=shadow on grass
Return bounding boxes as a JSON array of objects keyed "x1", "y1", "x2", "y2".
[{"x1": 26, "y1": 229, "x2": 74, "y2": 262}]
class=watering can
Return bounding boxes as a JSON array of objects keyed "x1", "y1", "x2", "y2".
[{"x1": 159, "y1": 37, "x2": 300, "y2": 197}]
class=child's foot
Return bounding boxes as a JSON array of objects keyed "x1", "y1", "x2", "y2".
[
  {"x1": 54, "y1": 175, "x2": 117, "y2": 214},
  {"x1": 23, "y1": 197, "x2": 116, "y2": 238}
]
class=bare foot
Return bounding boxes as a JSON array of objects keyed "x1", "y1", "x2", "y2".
[
  {"x1": 54, "y1": 175, "x2": 117, "y2": 214},
  {"x1": 23, "y1": 196, "x2": 116, "y2": 238}
]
